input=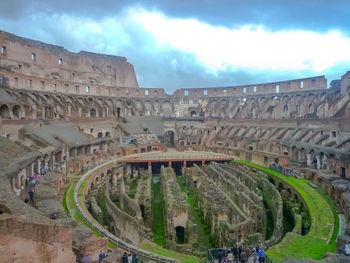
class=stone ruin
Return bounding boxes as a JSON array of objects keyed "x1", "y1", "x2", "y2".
[{"x1": 0, "y1": 30, "x2": 349, "y2": 262}]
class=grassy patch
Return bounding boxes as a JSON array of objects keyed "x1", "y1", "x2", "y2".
[
  {"x1": 151, "y1": 174, "x2": 166, "y2": 247},
  {"x1": 65, "y1": 180, "x2": 103, "y2": 238},
  {"x1": 236, "y1": 160, "x2": 336, "y2": 263},
  {"x1": 140, "y1": 240, "x2": 201, "y2": 263},
  {"x1": 128, "y1": 177, "x2": 140, "y2": 199}
]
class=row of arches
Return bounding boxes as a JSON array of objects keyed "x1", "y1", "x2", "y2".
[{"x1": 0, "y1": 104, "x2": 23, "y2": 119}]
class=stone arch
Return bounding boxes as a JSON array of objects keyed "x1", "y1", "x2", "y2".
[
  {"x1": 0, "y1": 104, "x2": 10, "y2": 118},
  {"x1": 115, "y1": 99, "x2": 124, "y2": 117},
  {"x1": 105, "y1": 131, "x2": 111, "y2": 137},
  {"x1": 144, "y1": 100, "x2": 154, "y2": 115},
  {"x1": 12, "y1": 105, "x2": 22, "y2": 119},
  {"x1": 283, "y1": 105, "x2": 288, "y2": 118},
  {"x1": 90, "y1": 108, "x2": 97, "y2": 117},
  {"x1": 98, "y1": 132, "x2": 103, "y2": 138},
  {"x1": 161, "y1": 100, "x2": 173, "y2": 117}
]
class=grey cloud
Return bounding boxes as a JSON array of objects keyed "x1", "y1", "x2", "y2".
[{"x1": 0, "y1": 0, "x2": 349, "y2": 92}]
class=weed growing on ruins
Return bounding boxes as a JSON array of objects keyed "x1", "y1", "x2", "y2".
[
  {"x1": 97, "y1": 195, "x2": 109, "y2": 226},
  {"x1": 177, "y1": 176, "x2": 217, "y2": 254},
  {"x1": 236, "y1": 161, "x2": 337, "y2": 262}
]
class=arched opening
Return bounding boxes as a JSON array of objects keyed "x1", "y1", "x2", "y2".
[
  {"x1": 116, "y1": 107, "x2": 121, "y2": 117},
  {"x1": 283, "y1": 105, "x2": 288, "y2": 118},
  {"x1": 190, "y1": 110, "x2": 197, "y2": 117},
  {"x1": 12, "y1": 105, "x2": 21, "y2": 119},
  {"x1": 140, "y1": 204, "x2": 146, "y2": 220},
  {"x1": 105, "y1": 131, "x2": 110, "y2": 137},
  {"x1": 98, "y1": 132, "x2": 103, "y2": 139},
  {"x1": 0, "y1": 104, "x2": 10, "y2": 118},
  {"x1": 175, "y1": 226, "x2": 185, "y2": 244},
  {"x1": 164, "y1": 130, "x2": 175, "y2": 147},
  {"x1": 90, "y1": 108, "x2": 96, "y2": 117}
]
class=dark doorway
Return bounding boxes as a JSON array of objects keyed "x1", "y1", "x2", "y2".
[
  {"x1": 90, "y1": 108, "x2": 96, "y2": 117},
  {"x1": 151, "y1": 162, "x2": 168, "y2": 174},
  {"x1": 264, "y1": 156, "x2": 268, "y2": 165},
  {"x1": 341, "y1": 167, "x2": 346, "y2": 179},
  {"x1": 117, "y1": 107, "x2": 121, "y2": 118},
  {"x1": 140, "y1": 204, "x2": 146, "y2": 220},
  {"x1": 164, "y1": 130, "x2": 175, "y2": 147},
  {"x1": 175, "y1": 226, "x2": 185, "y2": 244}
]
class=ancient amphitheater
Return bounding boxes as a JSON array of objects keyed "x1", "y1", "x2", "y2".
[{"x1": 0, "y1": 30, "x2": 350, "y2": 263}]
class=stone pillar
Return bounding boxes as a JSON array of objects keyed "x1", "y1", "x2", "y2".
[
  {"x1": 202, "y1": 160, "x2": 205, "y2": 168},
  {"x1": 37, "y1": 159, "x2": 42, "y2": 174},
  {"x1": 68, "y1": 105, "x2": 71, "y2": 117},
  {"x1": 169, "y1": 161, "x2": 172, "y2": 168},
  {"x1": 317, "y1": 156, "x2": 321, "y2": 170},
  {"x1": 184, "y1": 160, "x2": 187, "y2": 169},
  {"x1": 32, "y1": 104, "x2": 37, "y2": 119},
  {"x1": 79, "y1": 108, "x2": 82, "y2": 117},
  {"x1": 42, "y1": 107, "x2": 45, "y2": 119},
  {"x1": 306, "y1": 154, "x2": 311, "y2": 166}
]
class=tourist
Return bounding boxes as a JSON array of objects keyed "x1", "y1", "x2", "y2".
[
  {"x1": 132, "y1": 253, "x2": 138, "y2": 263},
  {"x1": 127, "y1": 253, "x2": 133, "y2": 263},
  {"x1": 239, "y1": 250, "x2": 247, "y2": 263},
  {"x1": 238, "y1": 245, "x2": 243, "y2": 261},
  {"x1": 121, "y1": 252, "x2": 128, "y2": 263},
  {"x1": 252, "y1": 248, "x2": 258, "y2": 263},
  {"x1": 226, "y1": 249, "x2": 234, "y2": 263},
  {"x1": 99, "y1": 251, "x2": 108, "y2": 262},
  {"x1": 218, "y1": 249, "x2": 224, "y2": 263},
  {"x1": 99, "y1": 251, "x2": 104, "y2": 262},
  {"x1": 258, "y1": 249, "x2": 265, "y2": 263},
  {"x1": 232, "y1": 245, "x2": 238, "y2": 262},
  {"x1": 344, "y1": 243, "x2": 350, "y2": 256},
  {"x1": 28, "y1": 189, "x2": 34, "y2": 201},
  {"x1": 50, "y1": 214, "x2": 57, "y2": 220}
]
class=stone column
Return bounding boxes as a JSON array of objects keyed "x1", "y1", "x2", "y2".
[{"x1": 306, "y1": 154, "x2": 311, "y2": 166}]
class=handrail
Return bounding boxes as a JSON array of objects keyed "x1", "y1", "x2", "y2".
[{"x1": 74, "y1": 158, "x2": 179, "y2": 263}]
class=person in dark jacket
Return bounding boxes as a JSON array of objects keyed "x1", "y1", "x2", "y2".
[
  {"x1": 122, "y1": 252, "x2": 128, "y2": 263},
  {"x1": 239, "y1": 251, "x2": 247, "y2": 263}
]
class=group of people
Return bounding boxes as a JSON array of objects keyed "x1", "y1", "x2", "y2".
[
  {"x1": 99, "y1": 251, "x2": 108, "y2": 262},
  {"x1": 270, "y1": 162, "x2": 295, "y2": 177},
  {"x1": 121, "y1": 252, "x2": 141, "y2": 263},
  {"x1": 24, "y1": 166, "x2": 49, "y2": 203},
  {"x1": 217, "y1": 244, "x2": 266, "y2": 263}
]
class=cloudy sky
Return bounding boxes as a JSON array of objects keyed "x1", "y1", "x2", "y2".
[{"x1": 1, "y1": 0, "x2": 350, "y2": 93}]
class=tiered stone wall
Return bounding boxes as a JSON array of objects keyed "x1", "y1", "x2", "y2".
[{"x1": 184, "y1": 164, "x2": 254, "y2": 246}]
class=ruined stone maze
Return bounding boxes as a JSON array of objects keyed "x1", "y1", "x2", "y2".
[{"x1": 0, "y1": 30, "x2": 350, "y2": 263}]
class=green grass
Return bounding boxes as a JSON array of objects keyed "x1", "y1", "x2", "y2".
[
  {"x1": 140, "y1": 240, "x2": 201, "y2": 263},
  {"x1": 236, "y1": 160, "x2": 337, "y2": 263},
  {"x1": 62, "y1": 185, "x2": 69, "y2": 216},
  {"x1": 127, "y1": 177, "x2": 140, "y2": 199},
  {"x1": 151, "y1": 174, "x2": 166, "y2": 246}
]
